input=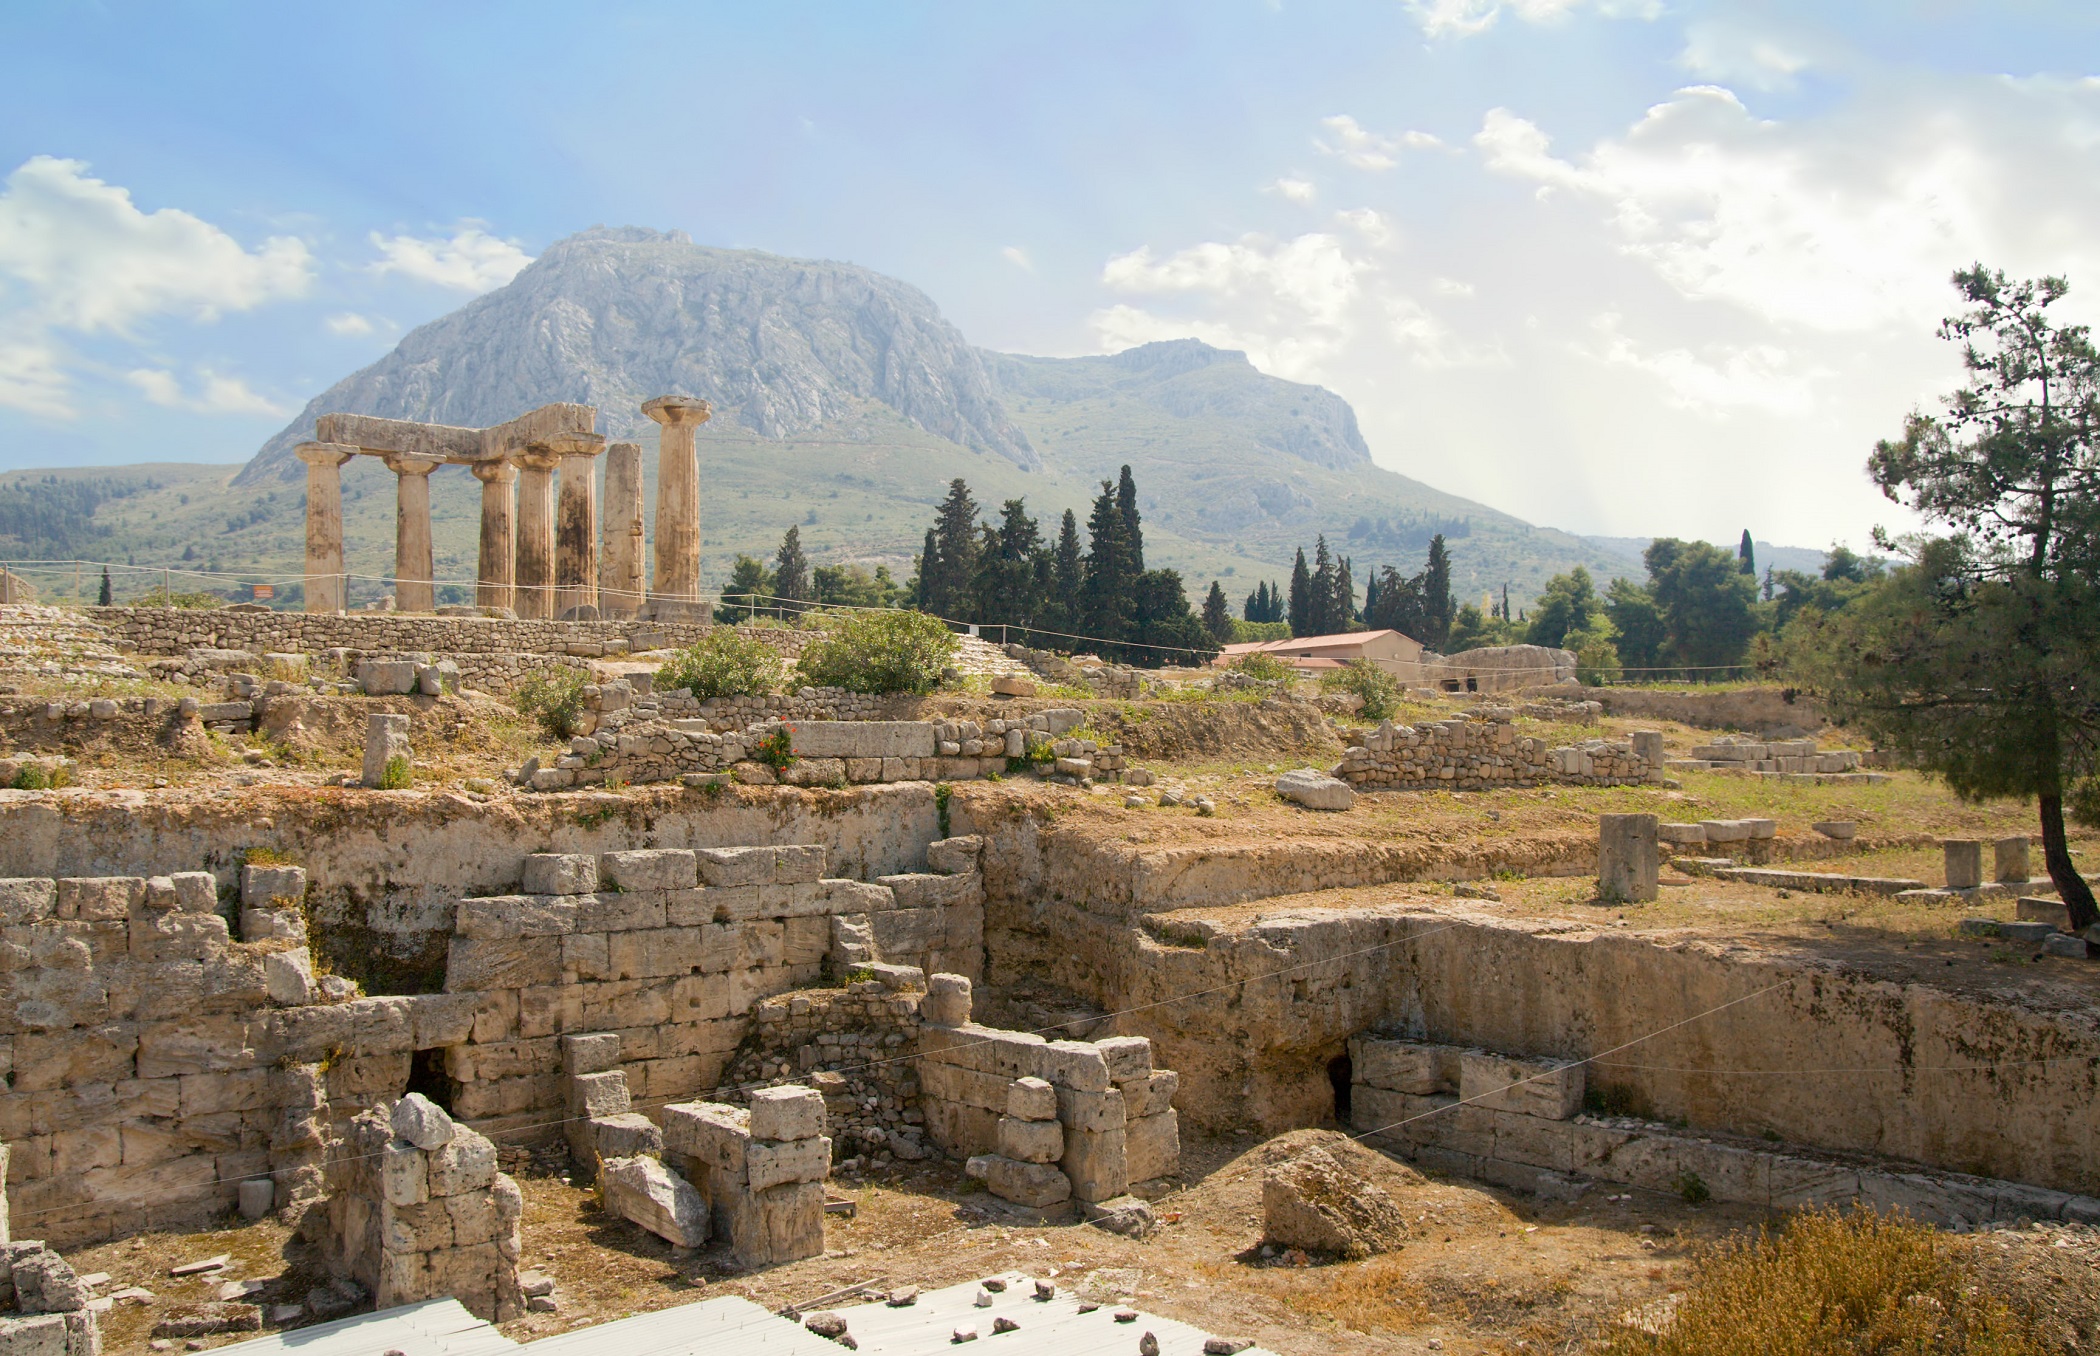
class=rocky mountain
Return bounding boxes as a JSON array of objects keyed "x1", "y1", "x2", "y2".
[{"x1": 239, "y1": 227, "x2": 1036, "y2": 485}]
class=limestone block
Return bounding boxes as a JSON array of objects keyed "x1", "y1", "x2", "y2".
[
  {"x1": 427, "y1": 1131, "x2": 497, "y2": 1197},
  {"x1": 1007, "y1": 1076, "x2": 1057, "y2": 1122},
  {"x1": 444, "y1": 1191, "x2": 500, "y2": 1247},
  {"x1": 1598, "y1": 814, "x2": 1659, "y2": 904},
  {"x1": 925, "y1": 837, "x2": 984, "y2": 875},
  {"x1": 1053, "y1": 757, "x2": 1091, "y2": 778},
  {"x1": 1941, "y1": 839, "x2": 1985, "y2": 890},
  {"x1": 263, "y1": 951, "x2": 314, "y2": 1006},
  {"x1": 521, "y1": 855, "x2": 599, "y2": 896},
  {"x1": 724, "y1": 1180, "x2": 825, "y2": 1267},
  {"x1": 877, "y1": 872, "x2": 981, "y2": 911},
  {"x1": 601, "y1": 850, "x2": 698, "y2": 892},
  {"x1": 239, "y1": 866, "x2": 306, "y2": 909},
  {"x1": 1262, "y1": 1147, "x2": 1407, "y2": 1259},
  {"x1": 0, "y1": 880, "x2": 55, "y2": 925},
  {"x1": 749, "y1": 1085, "x2": 826, "y2": 1141},
  {"x1": 0, "y1": 1313, "x2": 71, "y2": 1356},
  {"x1": 1040, "y1": 1041, "x2": 1114, "y2": 1093},
  {"x1": 390, "y1": 1092, "x2": 455, "y2": 1149},
  {"x1": 693, "y1": 847, "x2": 772, "y2": 887},
  {"x1": 1060, "y1": 1126, "x2": 1128, "y2": 1203},
  {"x1": 966, "y1": 1154, "x2": 1071, "y2": 1208},
  {"x1": 1352, "y1": 1037, "x2": 1445, "y2": 1095},
  {"x1": 599, "y1": 1156, "x2": 708, "y2": 1247},
  {"x1": 1657, "y1": 822, "x2": 1707, "y2": 845},
  {"x1": 1122, "y1": 1069, "x2": 1179, "y2": 1119},
  {"x1": 381, "y1": 1142, "x2": 428, "y2": 1206},
  {"x1": 169, "y1": 872, "x2": 217, "y2": 913},
  {"x1": 816, "y1": 879, "x2": 895, "y2": 915},
  {"x1": 1274, "y1": 768, "x2": 1356, "y2": 811},
  {"x1": 589, "y1": 1113, "x2": 665, "y2": 1161},
  {"x1": 1053, "y1": 1085, "x2": 1127, "y2": 1134},
  {"x1": 570, "y1": 1071, "x2": 632, "y2": 1119},
  {"x1": 788, "y1": 721, "x2": 936, "y2": 760},
  {"x1": 660, "y1": 1102, "x2": 750, "y2": 1177},
  {"x1": 1700, "y1": 820, "x2": 1753, "y2": 843},
  {"x1": 562, "y1": 1032, "x2": 621, "y2": 1075},
  {"x1": 1994, "y1": 836, "x2": 2030, "y2": 884},
  {"x1": 1458, "y1": 1051, "x2": 1584, "y2": 1120},
  {"x1": 1095, "y1": 1035, "x2": 1152, "y2": 1082},
  {"x1": 1125, "y1": 1110, "x2": 1179, "y2": 1183},
  {"x1": 746, "y1": 1136, "x2": 831, "y2": 1192},
  {"x1": 923, "y1": 973, "x2": 972, "y2": 1027},
  {"x1": 357, "y1": 659, "x2": 416, "y2": 695},
  {"x1": 446, "y1": 935, "x2": 560, "y2": 990},
  {"x1": 997, "y1": 1116, "x2": 1063, "y2": 1165},
  {"x1": 55, "y1": 878, "x2": 144, "y2": 922},
  {"x1": 362, "y1": 713, "x2": 412, "y2": 788}
]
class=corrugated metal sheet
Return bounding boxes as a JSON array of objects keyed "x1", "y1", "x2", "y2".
[
  {"x1": 211, "y1": 1298, "x2": 519, "y2": 1356},
  {"x1": 821, "y1": 1271, "x2": 1280, "y2": 1356},
  {"x1": 524, "y1": 1295, "x2": 842, "y2": 1355}
]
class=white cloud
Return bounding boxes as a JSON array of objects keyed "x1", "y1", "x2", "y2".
[
  {"x1": 126, "y1": 366, "x2": 289, "y2": 416},
  {"x1": 325, "y1": 311, "x2": 375, "y2": 336},
  {"x1": 1584, "y1": 312, "x2": 1820, "y2": 415},
  {"x1": 369, "y1": 224, "x2": 532, "y2": 292},
  {"x1": 1315, "y1": 115, "x2": 1442, "y2": 171},
  {"x1": 1677, "y1": 22, "x2": 1812, "y2": 91},
  {"x1": 1000, "y1": 246, "x2": 1033, "y2": 271},
  {"x1": 1335, "y1": 208, "x2": 1395, "y2": 246},
  {"x1": 0, "y1": 156, "x2": 312, "y2": 418},
  {"x1": 1268, "y1": 177, "x2": 1317, "y2": 203},
  {"x1": 1474, "y1": 87, "x2": 2021, "y2": 332},
  {"x1": 1403, "y1": 0, "x2": 1658, "y2": 39},
  {"x1": 1430, "y1": 276, "x2": 1476, "y2": 297}
]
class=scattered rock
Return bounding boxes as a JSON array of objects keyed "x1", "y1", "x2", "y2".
[
  {"x1": 152, "y1": 1303, "x2": 263, "y2": 1338},
  {"x1": 265, "y1": 1305, "x2": 304, "y2": 1327},
  {"x1": 972, "y1": 1288, "x2": 993, "y2": 1308},
  {"x1": 390, "y1": 1092, "x2": 455, "y2": 1149},
  {"x1": 1114, "y1": 1309, "x2": 1139, "y2": 1323},
  {"x1": 527, "y1": 1295, "x2": 559, "y2": 1313},
  {"x1": 1274, "y1": 767, "x2": 1355, "y2": 811},
  {"x1": 216, "y1": 1280, "x2": 267, "y2": 1302},
  {"x1": 518, "y1": 1271, "x2": 556, "y2": 1298},
  {"x1": 1033, "y1": 1280, "x2": 1055, "y2": 1301},
  {"x1": 598, "y1": 1154, "x2": 708, "y2": 1247},
  {"x1": 1139, "y1": 1333, "x2": 1160, "y2": 1356},
  {"x1": 992, "y1": 1316, "x2": 1019, "y2": 1334},
  {"x1": 1084, "y1": 1195, "x2": 1157, "y2": 1239},
  {"x1": 168, "y1": 1256, "x2": 230, "y2": 1277},
  {"x1": 804, "y1": 1311, "x2": 848, "y2": 1339},
  {"x1": 885, "y1": 1287, "x2": 919, "y2": 1307},
  {"x1": 1262, "y1": 1146, "x2": 1410, "y2": 1260},
  {"x1": 1205, "y1": 1341, "x2": 1253, "y2": 1355},
  {"x1": 951, "y1": 1325, "x2": 978, "y2": 1343}
]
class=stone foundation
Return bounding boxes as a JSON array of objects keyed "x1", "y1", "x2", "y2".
[{"x1": 1335, "y1": 710, "x2": 1660, "y2": 790}]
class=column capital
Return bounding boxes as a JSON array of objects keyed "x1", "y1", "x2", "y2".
[
  {"x1": 642, "y1": 395, "x2": 713, "y2": 428},
  {"x1": 514, "y1": 444, "x2": 561, "y2": 473},
  {"x1": 382, "y1": 453, "x2": 443, "y2": 478},
  {"x1": 470, "y1": 458, "x2": 518, "y2": 485},
  {"x1": 548, "y1": 431, "x2": 607, "y2": 460},
  {"x1": 295, "y1": 441, "x2": 358, "y2": 468}
]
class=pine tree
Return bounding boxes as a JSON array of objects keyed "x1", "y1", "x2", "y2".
[
  {"x1": 1422, "y1": 534, "x2": 1454, "y2": 648},
  {"x1": 1738, "y1": 529, "x2": 1757, "y2": 576},
  {"x1": 772, "y1": 525, "x2": 811, "y2": 610},
  {"x1": 1287, "y1": 549, "x2": 1312, "y2": 637},
  {"x1": 1201, "y1": 581, "x2": 1232, "y2": 643},
  {"x1": 714, "y1": 554, "x2": 774, "y2": 623},
  {"x1": 96, "y1": 567, "x2": 111, "y2": 606}
]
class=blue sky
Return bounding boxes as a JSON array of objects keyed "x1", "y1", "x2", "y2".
[{"x1": 3, "y1": 0, "x2": 2099, "y2": 549}]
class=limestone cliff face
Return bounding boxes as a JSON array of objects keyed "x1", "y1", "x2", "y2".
[{"x1": 238, "y1": 226, "x2": 1038, "y2": 485}]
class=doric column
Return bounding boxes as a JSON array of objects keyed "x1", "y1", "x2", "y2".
[
  {"x1": 513, "y1": 445, "x2": 560, "y2": 620},
  {"x1": 551, "y1": 432, "x2": 606, "y2": 618},
  {"x1": 295, "y1": 441, "x2": 358, "y2": 613},
  {"x1": 642, "y1": 395, "x2": 713, "y2": 614},
  {"x1": 599, "y1": 441, "x2": 645, "y2": 618},
  {"x1": 384, "y1": 454, "x2": 442, "y2": 613},
  {"x1": 471, "y1": 459, "x2": 518, "y2": 614}
]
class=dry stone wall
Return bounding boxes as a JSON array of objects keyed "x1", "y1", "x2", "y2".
[
  {"x1": 1335, "y1": 711, "x2": 1661, "y2": 790},
  {"x1": 720, "y1": 977, "x2": 930, "y2": 1167},
  {"x1": 88, "y1": 608, "x2": 718, "y2": 660}
]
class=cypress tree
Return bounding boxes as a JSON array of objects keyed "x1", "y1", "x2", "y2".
[
  {"x1": 925, "y1": 479, "x2": 980, "y2": 617},
  {"x1": 1201, "y1": 581, "x2": 1232, "y2": 643},
  {"x1": 1287, "y1": 549, "x2": 1312, "y2": 637},
  {"x1": 1082, "y1": 480, "x2": 1136, "y2": 653},
  {"x1": 1244, "y1": 582, "x2": 1264, "y2": 622},
  {"x1": 1738, "y1": 529, "x2": 1757, "y2": 575},
  {"x1": 1116, "y1": 465, "x2": 1143, "y2": 568},
  {"x1": 97, "y1": 567, "x2": 111, "y2": 606},
  {"x1": 772, "y1": 525, "x2": 810, "y2": 610},
  {"x1": 1422, "y1": 534, "x2": 1454, "y2": 648},
  {"x1": 1310, "y1": 537, "x2": 1338, "y2": 635},
  {"x1": 1332, "y1": 554, "x2": 1357, "y2": 631}
]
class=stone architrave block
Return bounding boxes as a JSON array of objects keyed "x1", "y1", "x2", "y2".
[
  {"x1": 521, "y1": 855, "x2": 599, "y2": 896},
  {"x1": 1125, "y1": 1110, "x2": 1180, "y2": 1183},
  {"x1": 240, "y1": 865, "x2": 307, "y2": 908},
  {"x1": 1598, "y1": 814, "x2": 1659, "y2": 903},
  {"x1": 998, "y1": 1116, "x2": 1064, "y2": 1165},
  {"x1": 562, "y1": 1032, "x2": 621, "y2": 1075},
  {"x1": 923, "y1": 973, "x2": 972, "y2": 1027},
  {"x1": 1458, "y1": 1051, "x2": 1585, "y2": 1120},
  {"x1": 598, "y1": 1155, "x2": 707, "y2": 1248},
  {"x1": 362, "y1": 712, "x2": 412, "y2": 788},
  {"x1": 746, "y1": 1136, "x2": 831, "y2": 1193},
  {"x1": 1007, "y1": 1076, "x2": 1057, "y2": 1122},
  {"x1": 925, "y1": 837, "x2": 984, "y2": 875},
  {"x1": 1121, "y1": 1069, "x2": 1179, "y2": 1119},
  {"x1": 787, "y1": 722, "x2": 937, "y2": 760},
  {"x1": 749, "y1": 1085, "x2": 826, "y2": 1141},
  {"x1": 1060, "y1": 1126, "x2": 1128, "y2": 1203},
  {"x1": 1352, "y1": 1037, "x2": 1445, "y2": 1095},
  {"x1": 1095, "y1": 1036, "x2": 1153, "y2": 1082},
  {"x1": 601, "y1": 850, "x2": 698, "y2": 892}
]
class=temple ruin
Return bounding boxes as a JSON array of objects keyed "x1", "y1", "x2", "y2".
[{"x1": 293, "y1": 398, "x2": 712, "y2": 620}]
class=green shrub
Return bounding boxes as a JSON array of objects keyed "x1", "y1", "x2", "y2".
[
  {"x1": 656, "y1": 628, "x2": 781, "y2": 700},
  {"x1": 376, "y1": 755, "x2": 413, "y2": 790},
  {"x1": 134, "y1": 586, "x2": 226, "y2": 609},
  {"x1": 794, "y1": 610, "x2": 958, "y2": 695},
  {"x1": 753, "y1": 725, "x2": 797, "y2": 771},
  {"x1": 1318, "y1": 658, "x2": 1403, "y2": 721},
  {"x1": 1230, "y1": 651, "x2": 1295, "y2": 683},
  {"x1": 1230, "y1": 619, "x2": 1294, "y2": 644},
  {"x1": 514, "y1": 667, "x2": 590, "y2": 740},
  {"x1": 11, "y1": 764, "x2": 48, "y2": 791}
]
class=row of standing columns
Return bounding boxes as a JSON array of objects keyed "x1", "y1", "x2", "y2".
[{"x1": 293, "y1": 397, "x2": 712, "y2": 618}]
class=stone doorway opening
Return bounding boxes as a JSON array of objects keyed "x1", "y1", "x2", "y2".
[
  {"x1": 406, "y1": 1047, "x2": 457, "y2": 1114},
  {"x1": 1327, "y1": 1050, "x2": 1353, "y2": 1125}
]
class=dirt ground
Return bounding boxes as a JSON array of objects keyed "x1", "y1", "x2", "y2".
[{"x1": 64, "y1": 1129, "x2": 2100, "y2": 1356}]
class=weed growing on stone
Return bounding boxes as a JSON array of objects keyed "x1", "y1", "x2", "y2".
[
  {"x1": 376, "y1": 755, "x2": 412, "y2": 790},
  {"x1": 753, "y1": 725, "x2": 797, "y2": 772}
]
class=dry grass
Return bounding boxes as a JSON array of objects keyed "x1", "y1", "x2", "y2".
[{"x1": 1601, "y1": 1206, "x2": 2048, "y2": 1356}]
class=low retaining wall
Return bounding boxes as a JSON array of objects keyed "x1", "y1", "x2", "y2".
[
  {"x1": 1335, "y1": 711, "x2": 1662, "y2": 790},
  {"x1": 1591, "y1": 684, "x2": 1826, "y2": 738}
]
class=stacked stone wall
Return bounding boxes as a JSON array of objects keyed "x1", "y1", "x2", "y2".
[
  {"x1": 1336, "y1": 711, "x2": 1660, "y2": 790},
  {"x1": 722, "y1": 980, "x2": 929, "y2": 1165}
]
